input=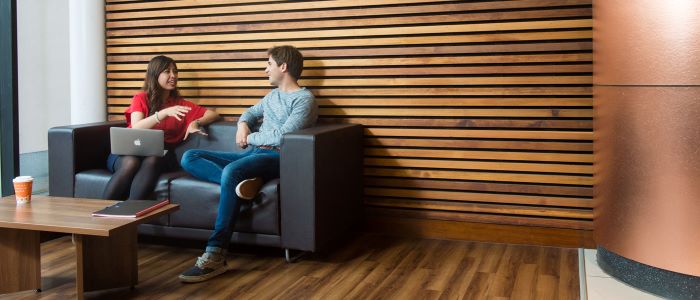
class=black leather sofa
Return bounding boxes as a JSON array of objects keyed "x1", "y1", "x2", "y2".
[{"x1": 48, "y1": 121, "x2": 363, "y2": 260}]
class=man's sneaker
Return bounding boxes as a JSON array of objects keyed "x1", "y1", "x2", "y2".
[
  {"x1": 178, "y1": 252, "x2": 228, "y2": 283},
  {"x1": 236, "y1": 177, "x2": 263, "y2": 200}
]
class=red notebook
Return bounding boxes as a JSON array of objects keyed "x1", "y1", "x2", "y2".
[{"x1": 92, "y1": 199, "x2": 169, "y2": 218}]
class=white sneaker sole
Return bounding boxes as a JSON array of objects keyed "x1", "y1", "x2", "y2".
[
  {"x1": 235, "y1": 178, "x2": 260, "y2": 200},
  {"x1": 178, "y1": 266, "x2": 229, "y2": 283}
]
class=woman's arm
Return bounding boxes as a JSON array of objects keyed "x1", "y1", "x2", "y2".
[
  {"x1": 184, "y1": 109, "x2": 220, "y2": 140},
  {"x1": 131, "y1": 106, "x2": 192, "y2": 129},
  {"x1": 196, "y1": 109, "x2": 220, "y2": 126},
  {"x1": 130, "y1": 111, "x2": 157, "y2": 129}
]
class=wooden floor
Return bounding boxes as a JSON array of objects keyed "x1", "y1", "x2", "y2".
[{"x1": 2, "y1": 234, "x2": 580, "y2": 299}]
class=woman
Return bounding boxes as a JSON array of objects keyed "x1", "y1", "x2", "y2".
[{"x1": 103, "y1": 55, "x2": 219, "y2": 200}]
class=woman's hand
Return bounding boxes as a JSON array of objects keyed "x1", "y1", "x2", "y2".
[
  {"x1": 160, "y1": 105, "x2": 191, "y2": 121},
  {"x1": 236, "y1": 122, "x2": 251, "y2": 149},
  {"x1": 184, "y1": 120, "x2": 207, "y2": 140}
]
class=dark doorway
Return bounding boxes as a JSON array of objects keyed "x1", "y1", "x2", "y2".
[{"x1": 0, "y1": 0, "x2": 18, "y2": 196}]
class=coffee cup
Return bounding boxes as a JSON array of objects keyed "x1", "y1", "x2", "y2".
[{"x1": 13, "y1": 176, "x2": 34, "y2": 204}]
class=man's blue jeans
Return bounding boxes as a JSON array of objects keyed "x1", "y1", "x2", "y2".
[{"x1": 180, "y1": 147, "x2": 280, "y2": 249}]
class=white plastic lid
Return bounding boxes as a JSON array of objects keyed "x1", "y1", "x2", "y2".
[{"x1": 13, "y1": 176, "x2": 34, "y2": 182}]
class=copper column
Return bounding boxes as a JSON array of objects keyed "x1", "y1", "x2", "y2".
[{"x1": 594, "y1": 0, "x2": 700, "y2": 278}]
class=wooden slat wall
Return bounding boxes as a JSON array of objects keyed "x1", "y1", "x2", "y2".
[{"x1": 105, "y1": 0, "x2": 593, "y2": 243}]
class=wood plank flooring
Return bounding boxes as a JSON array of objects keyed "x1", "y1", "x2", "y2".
[{"x1": 1, "y1": 234, "x2": 579, "y2": 299}]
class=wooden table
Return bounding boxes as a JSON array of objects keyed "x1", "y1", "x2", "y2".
[{"x1": 0, "y1": 195, "x2": 179, "y2": 299}]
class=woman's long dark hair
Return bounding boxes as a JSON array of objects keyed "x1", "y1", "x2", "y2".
[{"x1": 143, "y1": 55, "x2": 180, "y2": 115}]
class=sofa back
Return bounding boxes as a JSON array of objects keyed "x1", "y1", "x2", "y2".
[{"x1": 174, "y1": 121, "x2": 243, "y2": 162}]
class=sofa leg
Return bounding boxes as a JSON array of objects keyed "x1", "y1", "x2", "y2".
[{"x1": 284, "y1": 248, "x2": 307, "y2": 263}]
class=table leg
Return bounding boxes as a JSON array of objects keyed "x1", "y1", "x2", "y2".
[
  {"x1": 0, "y1": 228, "x2": 41, "y2": 293},
  {"x1": 74, "y1": 226, "x2": 138, "y2": 299}
]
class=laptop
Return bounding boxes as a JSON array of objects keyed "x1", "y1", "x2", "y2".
[{"x1": 110, "y1": 127, "x2": 166, "y2": 157}]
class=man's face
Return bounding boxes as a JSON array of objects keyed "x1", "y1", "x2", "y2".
[{"x1": 265, "y1": 56, "x2": 284, "y2": 86}]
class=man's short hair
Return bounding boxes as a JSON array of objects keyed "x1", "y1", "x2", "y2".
[{"x1": 267, "y1": 45, "x2": 304, "y2": 80}]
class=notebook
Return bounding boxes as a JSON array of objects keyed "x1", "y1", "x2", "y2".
[
  {"x1": 92, "y1": 199, "x2": 170, "y2": 218},
  {"x1": 110, "y1": 127, "x2": 166, "y2": 157}
]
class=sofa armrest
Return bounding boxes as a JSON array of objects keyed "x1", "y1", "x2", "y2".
[
  {"x1": 280, "y1": 123, "x2": 364, "y2": 252},
  {"x1": 48, "y1": 121, "x2": 126, "y2": 197}
]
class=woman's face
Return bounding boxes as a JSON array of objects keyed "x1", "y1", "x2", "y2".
[{"x1": 158, "y1": 63, "x2": 178, "y2": 91}]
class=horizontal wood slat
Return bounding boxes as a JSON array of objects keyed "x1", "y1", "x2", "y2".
[
  {"x1": 109, "y1": 97, "x2": 593, "y2": 107},
  {"x1": 367, "y1": 209, "x2": 595, "y2": 232},
  {"x1": 107, "y1": 42, "x2": 592, "y2": 62},
  {"x1": 365, "y1": 148, "x2": 592, "y2": 163},
  {"x1": 106, "y1": 0, "x2": 594, "y2": 239},
  {"x1": 107, "y1": 53, "x2": 592, "y2": 71},
  {"x1": 364, "y1": 168, "x2": 592, "y2": 185},
  {"x1": 321, "y1": 118, "x2": 593, "y2": 129},
  {"x1": 108, "y1": 87, "x2": 592, "y2": 97},
  {"x1": 321, "y1": 107, "x2": 592, "y2": 117},
  {"x1": 107, "y1": 20, "x2": 591, "y2": 45},
  {"x1": 112, "y1": 106, "x2": 592, "y2": 118},
  {"x1": 107, "y1": 8, "x2": 592, "y2": 38},
  {"x1": 366, "y1": 128, "x2": 592, "y2": 141},
  {"x1": 364, "y1": 157, "x2": 592, "y2": 174},
  {"x1": 364, "y1": 196, "x2": 592, "y2": 219},
  {"x1": 108, "y1": 65, "x2": 592, "y2": 79},
  {"x1": 364, "y1": 187, "x2": 592, "y2": 208},
  {"x1": 106, "y1": 0, "x2": 457, "y2": 20},
  {"x1": 364, "y1": 138, "x2": 592, "y2": 152},
  {"x1": 107, "y1": 31, "x2": 592, "y2": 54},
  {"x1": 107, "y1": 0, "x2": 274, "y2": 11},
  {"x1": 109, "y1": 115, "x2": 593, "y2": 129},
  {"x1": 364, "y1": 177, "x2": 593, "y2": 197},
  {"x1": 106, "y1": 0, "x2": 590, "y2": 13},
  {"x1": 107, "y1": 76, "x2": 592, "y2": 88}
]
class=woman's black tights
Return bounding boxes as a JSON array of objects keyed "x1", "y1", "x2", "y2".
[{"x1": 102, "y1": 155, "x2": 163, "y2": 200}]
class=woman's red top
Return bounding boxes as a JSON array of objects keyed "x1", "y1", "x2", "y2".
[{"x1": 125, "y1": 92, "x2": 207, "y2": 145}]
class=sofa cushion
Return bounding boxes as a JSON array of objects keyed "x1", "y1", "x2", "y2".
[
  {"x1": 75, "y1": 169, "x2": 187, "y2": 200},
  {"x1": 74, "y1": 169, "x2": 111, "y2": 199},
  {"x1": 168, "y1": 176, "x2": 280, "y2": 235}
]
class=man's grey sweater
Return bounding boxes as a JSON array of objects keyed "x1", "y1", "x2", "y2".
[{"x1": 238, "y1": 87, "x2": 317, "y2": 147}]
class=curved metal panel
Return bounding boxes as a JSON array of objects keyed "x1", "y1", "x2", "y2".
[
  {"x1": 594, "y1": 86, "x2": 700, "y2": 276},
  {"x1": 594, "y1": 0, "x2": 700, "y2": 85}
]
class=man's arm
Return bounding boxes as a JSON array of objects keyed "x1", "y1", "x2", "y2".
[
  {"x1": 238, "y1": 97, "x2": 265, "y2": 127},
  {"x1": 247, "y1": 96, "x2": 317, "y2": 147},
  {"x1": 236, "y1": 96, "x2": 267, "y2": 148},
  {"x1": 236, "y1": 121, "x2": 251, "y2": 148}
]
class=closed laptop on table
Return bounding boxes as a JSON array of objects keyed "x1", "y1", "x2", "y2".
[{"x1": 110, "y1": 127, "x2": 166, "y2": 157}]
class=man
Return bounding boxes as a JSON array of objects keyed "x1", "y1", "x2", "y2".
[{"x1": 178, "y1": 45, "x2": 317, "y2": 282}]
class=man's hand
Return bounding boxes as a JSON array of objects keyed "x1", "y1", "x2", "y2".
[
  {"x1": 236, "y1": 122, "x2": 251, "y2": 149},
  {"x1": 184, "y1": 120, "x2": 207, "y2": 140}
]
